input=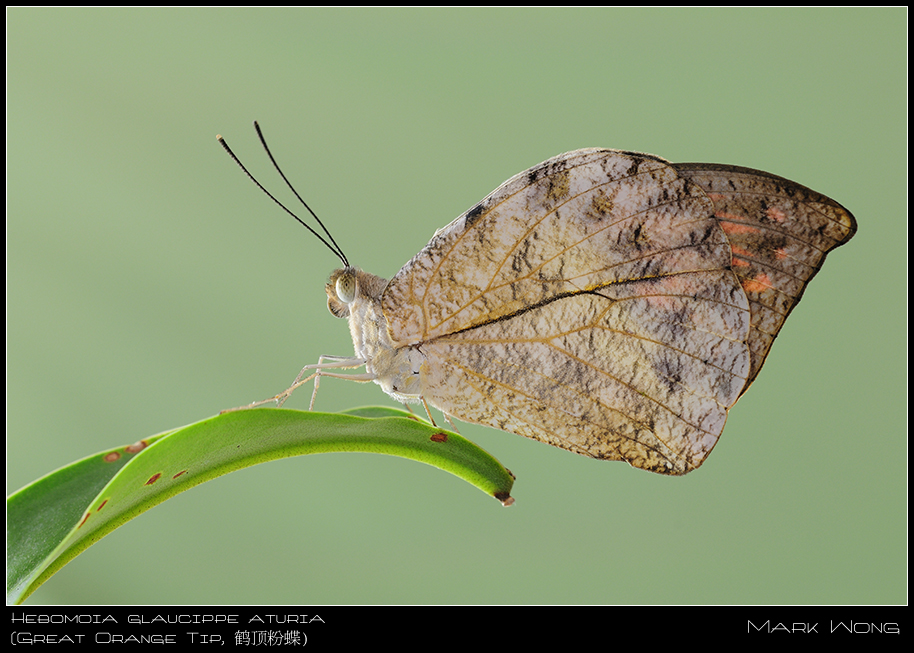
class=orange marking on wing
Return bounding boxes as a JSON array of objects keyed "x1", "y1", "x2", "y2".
[
  {"x1": 767, "y1": 206, "x2": 788, "y2": 223},
  {"x1": 741, "y1": 274, "x2": 772, "y2": 294},
  {"x1": 775, "y1": 247, "x2": 789, "y2": 260},
  {"x1": 718, "y1": 217, "x2": 760, "y2": 235},
  {"x1": 731, "y1": 256, "x2": 751, "y2": 267}
]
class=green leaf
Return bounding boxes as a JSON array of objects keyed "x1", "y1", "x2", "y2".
[{"x1": 6, "y1": 407, "x2": 515, "y2": 604}]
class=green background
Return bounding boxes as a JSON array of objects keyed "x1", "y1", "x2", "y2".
[{"x1": 8, "y1": 8, "x2": 905, "y2": 604}]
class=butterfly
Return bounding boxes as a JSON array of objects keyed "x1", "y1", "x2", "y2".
[{"x1": 219, "y1": 123, "x2": 856, "y2": 475}]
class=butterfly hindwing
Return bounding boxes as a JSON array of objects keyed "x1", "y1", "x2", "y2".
[{"x1": 419, "y1": 270, "x2": 751, "y2": 474}]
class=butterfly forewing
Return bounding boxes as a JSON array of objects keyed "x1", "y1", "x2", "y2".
[
  {"x1": 385, "y1": 150, "x2": 739, "y2": 343},
  {"x1": 674, "y1": 163, "x2": 857, "y2": 389},
  {"x1": 383, "y1": 150, "x2": 753, "y2": 474}
]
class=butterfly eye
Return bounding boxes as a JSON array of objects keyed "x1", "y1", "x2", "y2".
[{"x1": 335, "y1": 270, "x2": 357, "y2": 304}]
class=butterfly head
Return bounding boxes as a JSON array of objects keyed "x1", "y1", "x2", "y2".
[
  {"x1": 325, "y1": 267, "x2": 389, "y2": 320},
  {"x1": 326, "y1": 267, "x2": 357, "y2": 319}
]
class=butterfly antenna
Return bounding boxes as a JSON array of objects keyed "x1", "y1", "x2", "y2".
[
  {"x1": 251, "y1": 121, "x2": 349, "y2": 267},
  {"x1": 217, "y1": 127, "x2": 349, "y2": 267}
]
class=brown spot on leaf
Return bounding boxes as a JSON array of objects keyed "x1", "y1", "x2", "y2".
[
  {"x1": 145, "y1": 473, "x2": 162, "y2": 486},
  {"x1": 103, "y1": 451, "x2": 121, "y2": 463},
  {"x1": 172, "y1": 470, "x2": 187, "y2": 479},
  {"x1": 126, "y1": 440, "x2": 148, "y2": 454},
  {"x1": 78, "y1": 512, "x2": 91, "y2": 528},
  {"x1": 429, "y1": 432, "x2": 448, "y2": 443},
  {"x1": 97, "y1": 499, "x2": 108, "y2": 511}
]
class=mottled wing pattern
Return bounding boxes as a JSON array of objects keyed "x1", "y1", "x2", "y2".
[
  {"x1": 383, "y1": 150, "x2": 752, "y2": 474},
  {"x1": 674, "y1": 163, "x2": 857, "y2": 390},
  {"x1": 418, "y1": 272, "x2": 750, "y2": 474}
]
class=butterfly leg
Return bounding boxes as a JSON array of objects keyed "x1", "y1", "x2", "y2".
[
  {"x1": 401, "y1": 402, "x2": 421, "y2": 419},
  {"x1": 306, "y1": 355, "x2": 374, "y2": 410},
  {"x1": 221, "y1": 356, "x2": 368, "y2": 413},
  {"x1": 404, "y1": 400, "x2": 459, "y2": 432},
  {"x1": 420, "y1": 397, "x2": 439, "y2": 427},
  {"x1": 443, "y1": 413, "x2": 461, "y2": 434}
]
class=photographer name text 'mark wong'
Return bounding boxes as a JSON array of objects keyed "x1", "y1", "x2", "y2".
[{"x1": 748, "y1": 620, "x2": 900, "y2": 635}]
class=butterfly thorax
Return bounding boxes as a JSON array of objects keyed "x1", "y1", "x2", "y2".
[{"x1": 326, "y1": 267, "x2": 427, "y2": 403}]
